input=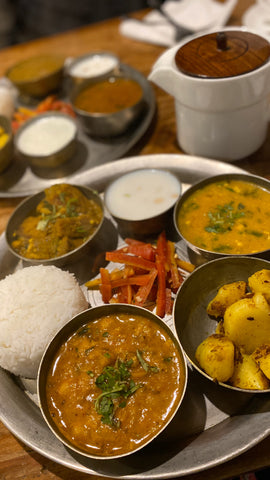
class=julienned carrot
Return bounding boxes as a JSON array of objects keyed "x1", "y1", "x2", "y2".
[
  {"x1": 134, "y1": 268, "x2": 157, "y2": 306},
  {"x1": 155, "y1": 254, "x2": 166, "y2": 318},
  {"x1": 105, "y1": 251, "x2": 156, "y2": 271},
  {"x1": 167, "y1": 240, "x2": 183, "y2": 290},
  {"x1": 100, "y1": 268, "x2": 112, "y2": 303},
  {"x1": 85, "y1": 231, "x2": 195, "y2": 317}
]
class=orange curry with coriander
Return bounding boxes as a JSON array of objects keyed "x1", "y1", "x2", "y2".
[{"x1": 45, "y1": 312, "x2": 185, "y2": 457}]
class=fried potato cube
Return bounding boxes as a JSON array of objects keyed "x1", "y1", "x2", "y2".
[
  {"x1": 207, "y1": 281, "x2": 247, "y2": 318},
  {"x1": 223, "y1": 293, "x2": 270, "y2": 354},
  {"x1": 195, "y1": 334, "x2": 235, "y2": 382},
  {"x1": 248, "y1": 269, "x2": 270, "y2": 303},
  {"x1": 252, "y1": 344, "x2": 270, "y2": 380},
  {"x1": 229, "y1": 352, "x2": 270, "y2": 390}
]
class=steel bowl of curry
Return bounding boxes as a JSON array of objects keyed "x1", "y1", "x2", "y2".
[
  {"x1": 70, "y1": 73, "x2": 147, "y2": 137},
  {"x1": 174, "y1": 173, "x2": 270, "y2": 265},
  {"x1": 5, "y1": 183, "x2": 104, "y2": 267},
  {"x1": 37, "y1": 303, "x2": 187, "y2": 459},
  {"x1": 6, "y1": 54, "x2": 65, "y2": 98}
]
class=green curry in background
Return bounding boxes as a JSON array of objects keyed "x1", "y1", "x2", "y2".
[
  {"x1": 177, "y1": 179, "x2": 270, "y2": 255},
  {"x1": 11, "y1": 183, "x2": 103, "y2": 259}
]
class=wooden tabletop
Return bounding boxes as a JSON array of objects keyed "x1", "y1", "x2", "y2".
[{"x1": 1, "y1": 1, "x2": 270, "y2": 479}]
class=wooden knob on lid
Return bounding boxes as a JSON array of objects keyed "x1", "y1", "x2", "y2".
[{"x1": 175, "y1": 30, "x2": 270, "y2": 78}]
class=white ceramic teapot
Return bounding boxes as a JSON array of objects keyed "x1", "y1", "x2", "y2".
[{"x1": 148, "y1": 27, "x2": 270, "y2": 161}]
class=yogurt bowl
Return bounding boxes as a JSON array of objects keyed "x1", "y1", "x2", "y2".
[
  {"x1": 15, "y1": 112, "x2": 78, "y2": 170},
  {"x1": 104, "y1": 168, "x2": 182, "y2": 238}
]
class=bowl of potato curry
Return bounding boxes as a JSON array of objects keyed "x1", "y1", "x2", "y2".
[
  {"x1": 6, "y1": 183, "x2": 104, "y2": 267},
  {"x1": 38, "y1": 304, "x2": 187, "y2": 459},
  {"x1": 173, "y1": 255, "x2": 270, "y2": 392}
]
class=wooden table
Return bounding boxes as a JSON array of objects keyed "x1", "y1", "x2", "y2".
[{"x1": 1, "y1": 1, "x2": 270, "y2": 479}]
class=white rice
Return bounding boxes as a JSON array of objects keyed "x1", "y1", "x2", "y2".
[{"x1": 0, "y1": 265, "x2": 88, "y2": 378}]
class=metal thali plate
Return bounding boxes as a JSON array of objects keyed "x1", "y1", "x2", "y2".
[
  {"x1": 0, "y1": 63, "x2": 155, "y2": 198},
  {"x1": 1, "y1": 153, "x2": 270, "y2": 478}
]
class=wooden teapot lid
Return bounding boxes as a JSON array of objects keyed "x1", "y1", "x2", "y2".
[{"x1": 175, "y1": 30, "x2": 270, "y2": 78}]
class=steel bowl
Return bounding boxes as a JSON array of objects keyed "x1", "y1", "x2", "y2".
[
  {"x1": 66, "y1": 51, "x2": 119, "y2": 86},
  {"x1": 104, "y1": 168, "x2": 182, "y2": 239},
  {"x1": 70, "y1": 73, "x2": 147, "y2": 137},
  {"x1": 0, "y1": 115, "x2": 13, "y2": 174},
  {"x1": 6, "y1": 54, "x2": 65, "y2": 98},
  {"x1": 174, "y1": 172, "x2": 270, "y2": 266},
  {"x1": 5, "y1": 184, "x2": 104, "y2": 267},
  {"x1": 14, "y1": 112, "x2": 78, "y2": 170},
  {"x1": 38, "y1": 303, "x2": 188, "y2": 459},
  {"x1": 173, "y1": 255, "x2": 270, "y2": 393}
]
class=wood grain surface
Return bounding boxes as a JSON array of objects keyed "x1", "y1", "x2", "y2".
[{"x1": 1, "y1": 1, "x2": 270, "y2": 479}]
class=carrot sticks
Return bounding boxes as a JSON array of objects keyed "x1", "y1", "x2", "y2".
[{"x1": 86, "y1": 231, "x2": 195, "y2": 317}]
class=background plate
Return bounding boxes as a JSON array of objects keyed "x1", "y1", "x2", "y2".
[
  {"x1": 1, "y1": 154, "x2": 270, "y2": 478},
  {"x1": 0, "y1": 64, "x2": 155, "y2": 198}
]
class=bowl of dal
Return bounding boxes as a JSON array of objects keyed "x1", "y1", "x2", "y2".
[
  {"x1": 6, "y1": 54, "x2": 65, "y2": 98},
  {"x1": 14, "y1": 112, "x2": 78, "y2": 171},
  {"x1": 38, "y1": 303, "x2": 187, "y2": 459},
  {"x1": 104, "y1": 168, "x2": 182, "y2": 238},
  {"x1": 5, "y1": 183, "x2": 104, "y2": 267},
  {"x1": 173, "y1": 255, "x2": 270, "y2": 393},
  {"x1": 70, "y1": 72, "x2": 147, "y2": 137},
  {"x1": 174, "y1": 173, "x2": 270, "y2": 265}
]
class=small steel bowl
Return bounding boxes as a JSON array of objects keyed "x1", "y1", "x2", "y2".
[
  {"x1": 66, "y1": 51, "x2": 119, "y2": 86},
  {"x1": 5, "y1": 184, "x2": 104, "y2": 267},
  {"x1": 173, "y1": 255, "x2": 270, "y2": 393},
  {"x1": 174, "y1": 172, "x2": 270, "y2": 266},
  {"x1": 14, "y1": 112, "x2": 78, "y2": 170},
  {"x1": 104, "y1": 168, "x2": 182, "y2": 239},
  {"x1": 38, "y1": 303, "x2": 188, "y2": 459},
  {"x1": 0, "y1": 115, "x2": 13, "y2": 174},
  {"x1": 70, "y1": 73, "x2": 147, "y2": 137},
  {"x1": 5, "y1": 54, "x2": 65, "y2": 98}
]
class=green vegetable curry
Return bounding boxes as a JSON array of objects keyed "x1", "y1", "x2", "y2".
[{"x1": 11, "y1": 183, "x2": 103, "y2": 259}]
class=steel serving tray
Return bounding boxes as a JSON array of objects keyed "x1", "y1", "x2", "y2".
[
  {"x1": 0, "y1": 64, "x2": 155, "y2": 198},
  {"x1": 1, "y1": 154, "x2": 270, "y2": 478}
]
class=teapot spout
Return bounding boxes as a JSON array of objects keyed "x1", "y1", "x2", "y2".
[{"x1": 148, "y1": 45, "x2": 180, "y2": 97}]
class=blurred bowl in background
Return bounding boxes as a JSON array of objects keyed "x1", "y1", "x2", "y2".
[
  {"x1": 104, "y1": 168, "x2": 182, "y2": 238},
  {"x1": 174, "y1": 172, "x2": 270, "y2": 265},
  {"x1": 15, "y1": 112, "x2": 78, "y2": 170},
  {"x1": 0, "y1": 115, "x2": 13, "y2": 174},
  {"x1": 70, "y1": 73, "x2": 147, "y2": 137},
  {"x1": 6, "y1": 54, "x2": 65, "y2": 98},
  {"x1": 66, "y1": 51, "x2": 119, "y2": 86}
]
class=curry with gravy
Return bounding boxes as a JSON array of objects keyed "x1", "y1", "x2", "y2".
[
  {"x1": 177, "y1": 179, "x2": 270, "y2": 255},
  {"x1": 11, "y1": 184, "x2": 103, "y2": 260},
  {"x1": 45, "y1": 312, "x2": 185, "y2": 457}
]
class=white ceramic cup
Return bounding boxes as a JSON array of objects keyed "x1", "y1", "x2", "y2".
[{"x1": 148, "y1": 27, "x2": 270, "y2": 162}]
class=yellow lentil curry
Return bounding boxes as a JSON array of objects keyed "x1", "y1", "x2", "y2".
[
  {"x1": 46, "y1": 313, "x2": 185, "y2": 457},
  {"x1": 7, "y1": 55, "x2": 64, "y2": 83},
  {"x1": 177, "y1": 179, "x2": 270, "y2": 255},
  {"x1": 11, "y1": 184, "x2": 103, "y2": 260},
  {"x1": 74, "y1": 76, "x2": 143, "y2": 114}
]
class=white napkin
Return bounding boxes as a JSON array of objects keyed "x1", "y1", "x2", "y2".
[{"x1": 120, "y1": 0, "x2": 238, "y2": 47}]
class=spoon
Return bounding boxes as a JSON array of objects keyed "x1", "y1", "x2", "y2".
[{"x1": 147, "y1": 0, "x2": 193, "y2": 41}]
